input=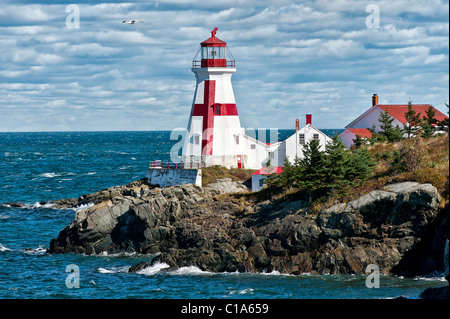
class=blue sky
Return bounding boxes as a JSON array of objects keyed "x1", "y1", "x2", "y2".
[{"x1": 0, "y1": 0, "x2": 448, "y2": 132}]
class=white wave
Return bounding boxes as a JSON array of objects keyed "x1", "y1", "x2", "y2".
[
  {"x1": 131, "y1": 157, "x2": 136, "y2": 160},
  {"x1": 98, "y1": 267, "x2": 115, "y2": 274},
  {"x1": 0, "y1": 243, "x2": 11, "y2": 252},
  {"x1": 22, "y1": 246, "x2": 46, "y2": 255},
  {"x1": 87, "y1": 172, "x2": 96, "y2": 175},
  {"x1": 98, "y1": 266, "x2": 130, "y2": 274},
  {"x1": 228, "y1": 288, "x2": 255, "y2": 295},
  {"x1": 0, "y1": 214, "x2": 9, "y2": 219},
  {"x1": 137, "y1": 262, "x2": 170, "y2": 275},
  {"x1": 261, "y1": 270, "x2": 282, "y2": 276},
  {"x1": 172, "y1": 266, "x2": 213, "y2": 276},
  {"x1": 39, "y1": 172, "x2": 61, "y2": 178},
  {"x1": 414, "y1": 274, "x2": 446, "y2": 282},
  {"x1": 29, "y1": 202, "x2": 56, "y2": 209},
  {"x1": 73, "y1": 203, "x2": 94, "y2": 212}
]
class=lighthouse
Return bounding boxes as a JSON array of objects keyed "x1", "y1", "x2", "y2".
[{"x1": 182, "y1": 27, "x2": 248, "y2": 168}]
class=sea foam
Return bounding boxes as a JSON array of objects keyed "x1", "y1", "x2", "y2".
[
  {"x1": 39, "y1": 172, "x2": 61, "y2": 178},
  {"x1": 0, "y1": 243, "x2": 11, "y2": 252}
]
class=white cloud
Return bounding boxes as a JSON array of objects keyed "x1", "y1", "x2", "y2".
[{"x1": 0, "y1": 0, "x2": 448, "y2": 132}]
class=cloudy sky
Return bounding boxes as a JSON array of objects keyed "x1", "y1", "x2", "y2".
[{"x1": 0, "y1": 0, "x2": 448, "y2": 132}]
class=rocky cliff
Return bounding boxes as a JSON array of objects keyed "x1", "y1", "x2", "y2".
[{"x1": 49, "y1": 179, "x2": 448, "y2": 277}]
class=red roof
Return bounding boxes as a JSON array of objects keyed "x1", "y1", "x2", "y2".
[
  {"x1": 377, "y1": 104, "x2": 448, "y2": 125},
  {"x1": 201, "y1": 36, "x2": 227, "y2": 46},
  {"x1": 346, "y1": 128, "x2": 372, "y2": 138},
  {"x1": 252, "y1": 167, "x2": 284, "y2": 176}
]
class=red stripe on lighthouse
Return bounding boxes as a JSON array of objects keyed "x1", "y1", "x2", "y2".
[
  {"x1": 191, "y1": 80, "x2": 239, "y2": 156},
  {"x1": 192, "y1": 80, "x2": 215, "y2": 156}
]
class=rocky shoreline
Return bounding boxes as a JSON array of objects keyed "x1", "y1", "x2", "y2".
[{"x1": 46, "y1": 178, "x2": 448, "y2": 288}]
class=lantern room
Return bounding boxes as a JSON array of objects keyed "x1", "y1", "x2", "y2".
[{"x1": 192, "y1": 27, "x2": 235, "y2": 68}]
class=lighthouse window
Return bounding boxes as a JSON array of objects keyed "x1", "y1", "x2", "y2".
[
  {"x1": 251, "y1": 144, "x2": 256, "y2": 149},
  {"x1": 215, "y1": 105, "x2": 221, "y2": 115},
  {"x1": 194, "y1": 135, "x2": 200, "y2": 145},
  {"x1": 201, "y1": 47, "x2": 208, "y2": 59},
  {"x1": 235, "y1": 135, "x2": 240, "y2": 145},
  {"x1": 299, "y1": 134, "x2": 305, "y2": 145}
]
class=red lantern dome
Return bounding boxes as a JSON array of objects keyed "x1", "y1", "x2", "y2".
[{"x1": 192, "y1": 27, "x2": 235, "y2": 68}]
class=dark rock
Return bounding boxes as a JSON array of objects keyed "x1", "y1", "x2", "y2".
[
  {"x1": 5, "y1": 202, "x2": 24, "y2": 208},
  {"x1": 48, "y1": 181, "x2": 447, "y2": 277},
  {"x1": 128, "y1": 261, "x2": 150, "y2": 273}
]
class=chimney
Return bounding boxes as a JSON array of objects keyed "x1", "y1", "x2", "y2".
[
  {"x1": 372, "y1": 94, "x2": 378, "y2": 106},
  {"x1": 306, "y1": 114, "x2": 312, "y2": 125},
  {"x1": 295, "y1": 118, "x2": 300, "y2": 132}
]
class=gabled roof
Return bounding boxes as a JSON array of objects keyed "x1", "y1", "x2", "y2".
[
  {"x1": 345, "y1": 128, "x2": 373, "y2": 138},
  {"x1": 377, "y1": 104, "x2": 448, "y2": 125},
  {"x1": 252, "y1": 167, "x2": 284, "y2": 176}
]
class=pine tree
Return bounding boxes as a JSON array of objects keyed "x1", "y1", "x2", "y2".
[
  {"x1": 421, "y1": 105, "x2": 437, "y2": 138},
  {"x1": 346, "y1": 147, "x2": 375, "y2": 185},
  {"x1": 437, "y1": 103, "x2": 449, "y2": 133},
  {"x1": 403, "y1": 100, "x2": 422, "y2": 138},
  {"x1": 377, "y1": 109, "x2": 394, "y2": 142},
  {"x1": 352, "y1": 134, "x2": 364, "y2": 149},
  {"x1": 379, "y1": 109, "x2": 394, "y2": 136},
  {"x1": 299, "y1": 139, "x2": 327, "y2": 202},
  {"x1": 377, "y1": 109, "x2": 403, "y2": 142},
  {"x1": 324, "y1": 136, "x2": 351, "y2": 190}
]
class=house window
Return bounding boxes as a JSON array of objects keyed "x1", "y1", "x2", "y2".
[
  {"x1": 251, "y1": 144, "x2": 256, "y2": 149},
  {"x1": 214, "y1": 105, "x2": 221, "y2": 115},
  {"x1": 313, "y1": 134, "x2": 319, "y2": 140},
  {"x1": 235, "y1": 135, "x2": 239, "y2": 145},
  {"x1": 299, "y1": 134, "x2": 305, "y2": 145},
  {"x1": 259, "y1": 178, "x2": 267, "y2": 187},
  {"x1": 194, "y1": 135, "x2": 200, "y2": 145},
  {"x1": 268, "y1": 151, "x2": 274, "y2": 158}
]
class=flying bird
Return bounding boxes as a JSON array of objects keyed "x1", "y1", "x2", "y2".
[{"x1": 122, "y1": 20, "x2": 143, "y2": 24}]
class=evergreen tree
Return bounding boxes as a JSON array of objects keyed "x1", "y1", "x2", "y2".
[
  {"x1": 324, "y1": 136, "x2": 351, "y2": 190},
  {"x1": 437, "y1": 103, "x2": 449, "y2": 133},
  {"x1": 377, "y1": 109, "x2": 403, "y2": 142},
  {"x1": 403, "y1": 100, "x2": 422, "y2": 138},
  {"x1": 298, "y1": 139, "x2": 327, "y2": 202},
  {"x1": 352, "y1": 134, "x2": 364, "y2": 149},
  {"x1": 346, "y1": 147, "x2": 375, "y2": 185},
  {"x1": 421, "y1": 105, "x2": 437, "y2": 138},
  {"x1": 378, "y1": 109, "x2": 394, "y2": 141},
  {"x1": 389, "y1": 125, "x2": 403, "y2": 142}
]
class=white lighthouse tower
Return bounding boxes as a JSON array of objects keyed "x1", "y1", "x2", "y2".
[{"x1": 182, "y1": 27, "x2": 249, "y2": 168}]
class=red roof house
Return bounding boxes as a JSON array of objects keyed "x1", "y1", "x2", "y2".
[{"x1": 339, "y1": 94, "x2": 448, "y2": 148}]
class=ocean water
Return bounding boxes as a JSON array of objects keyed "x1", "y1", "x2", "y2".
[{"x1": 0, "y1": 131, "x2": 447, "y2": 299}]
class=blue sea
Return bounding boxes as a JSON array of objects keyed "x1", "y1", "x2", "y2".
[{"x1": 0, "y1": 131, "x2": 447, "y2": 300}]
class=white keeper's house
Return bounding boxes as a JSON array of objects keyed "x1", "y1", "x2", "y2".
[{"x1": 181, "y1": 28, "x2": 331, "y2": 170}]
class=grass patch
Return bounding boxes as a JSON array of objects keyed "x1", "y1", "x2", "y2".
[{"x1": 202, "y1": 165, "x2": 254, "y2": 186}]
